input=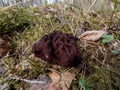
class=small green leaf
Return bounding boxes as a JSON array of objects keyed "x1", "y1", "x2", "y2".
[
  {"x1": 79, "y1": 78, "x2": 86, "y2": 89},
  {"x1": 79, "y1": 78, "x2": 91, "y2": 90},
  {"x1": 102, "y1": 34, "x2": 114, "y2": 43},
  {"x1": 0, "y1": 78, "x2": 3, "y2": 84},
  {"x1": 112, "y1": 50, "x2": 120, "y2": 54}
]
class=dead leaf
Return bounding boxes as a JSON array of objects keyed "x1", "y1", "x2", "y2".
[
  {"x1": 48, "y1": 70, "x2": 61, "y2": 85},
  {"x1": 47, "y1": 70, "x2": 76, "y2": 90},
  {"x1": 0, "y1": 38, "x2": 9, "y2": 58},
  {"x1": 27, "y1": 70, "x2": 75, "y2": 90},
  {"x1": 78, "y1": 30, "x2": 107, "y2": 41},
  {"x1": 47, "y1": 70, "x2": 62, "y2": 90},
  {"x1": 61, "y1": 72, "x2": 76, "y2": 88},
  {"x1": 23, "y1": 74, "x2": 51, "y2": 90},
  {"x1": 28, "y1": 83, "x2": 50, "y2": 90}
]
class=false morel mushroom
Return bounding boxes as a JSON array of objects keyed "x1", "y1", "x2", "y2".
[
  {"x1": 0, "y1": 38, "x2": 9, "y2": 58},
  {"x1": 32, "y1": 30, "x2": 82, "y2": 67}
]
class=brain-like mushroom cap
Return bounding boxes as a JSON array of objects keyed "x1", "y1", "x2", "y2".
[
  {"x1": 0, "y1": 38, "x2": 9, "y2": 58},
  {"x1": 32, "y1": 30, "x2": 82, "y2": 67}
]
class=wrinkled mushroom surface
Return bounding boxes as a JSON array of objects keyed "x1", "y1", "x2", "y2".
[
  {"x1": 0, "y1": 38, "x2": 9, "y2": 58},
  {"x1": 32, "y1": 30, "x2": 82, "y2": 67}
]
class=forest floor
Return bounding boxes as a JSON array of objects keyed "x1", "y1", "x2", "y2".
[{"x1": 0, "y1": 2, "x2": 120, "y2": 90}]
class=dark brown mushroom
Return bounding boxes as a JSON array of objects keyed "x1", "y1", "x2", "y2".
[
  {"x1": 0, "y1": 38, "x2": 10, "y2": 58},
  {"x1": 32, "y1": 30, "x2": 82, "y2": 67}
]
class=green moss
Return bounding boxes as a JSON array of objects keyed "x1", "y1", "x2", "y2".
[
  {"x1": 87, "y1": 66, "x2": 120, "y2": 90},
  {"x1": 0, "y1": 7, "x2": 34, "y2": 35}
]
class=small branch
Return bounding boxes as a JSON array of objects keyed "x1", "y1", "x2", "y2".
[
  {"x1": 87, "y1": 0, "x2": 97, "y2": 12},
  {"x1": 10, "y1": 77, "x2": 47, "y2": 84}
]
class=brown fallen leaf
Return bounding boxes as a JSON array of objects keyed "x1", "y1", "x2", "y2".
[
  {"x1": 27, "y1": 70, "x2": 75, "y2": 90},
  {"x1": 0, "y1": 38, "x2": 9, "y2": 58},
  {"x1": 28, "y1": 84, "x2": 50, "y2": 90},
  {"x1": 47, "y1": 70, "x2": 76, "y2": 90},
  {"x1": 48, "y1": 70, "x2": 61, "y2": 85},
  {"x1": 23, "y1": 74, "x2": 51, "y2": 90},
  {"x1": 78, "y1": 30, "x2": 107, "y2": 41},
  {"x1": 61, "y1": 72, "x2": 76, "y2": 88},
  {"x1": 28, "y1": 84, "x2": 41, "y2": 90}
]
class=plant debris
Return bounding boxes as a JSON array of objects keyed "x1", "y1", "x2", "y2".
[
  {"x1": 47, "y1": 70, "x2": 76, "y2": 90},
  {"x1": 27, "y1": 69, "x2": 76, "y2": 90},
  {"x1": 79, "y1": 30, "x2": 107, "y2": 41}
]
